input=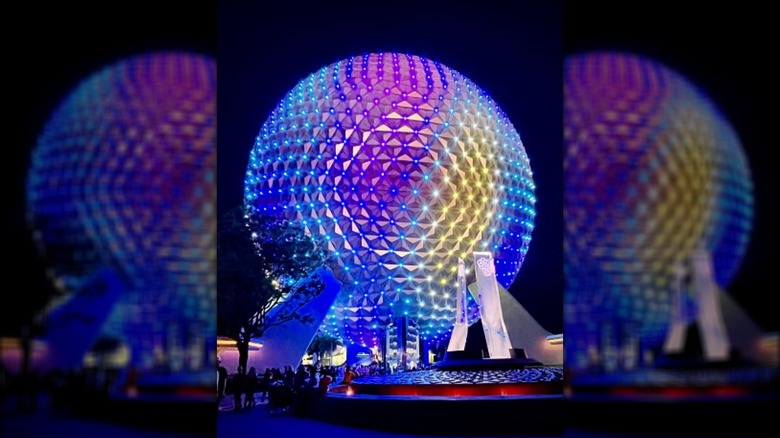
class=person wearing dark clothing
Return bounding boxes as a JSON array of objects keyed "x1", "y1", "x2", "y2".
[
  {"x1": 244, "y1": 367, "x2": 257, "y2": 409},
  {"x1": 292, "y1": 366, "x2": 323, "y2": 418},
  {"x1": 272, "y1": 367, "x2": 283, "y2": 382},
  {"x1": 306, "y1": 366, "x2": 318, "y2": 390},
  {"x1": 258, "y1": 368, "x2": 271, "y2": 403},
  {"x1": 217, "y1": 362, "x2": 228, "y2": 403},
  {"x1": 233, "y1": 366, "x2": 245, "y2": 412},
  {"x1": 283, "y1": 365, "x2": 295, "y2": 388},
  {"x1": 293, "y1": 365, "x2": 308, "y2": 392}
]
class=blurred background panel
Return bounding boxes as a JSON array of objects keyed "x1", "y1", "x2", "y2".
[
  {"x1": 563, "y1": 1, "x2": 778, "y2": 436},
  {"x1": 4, "y1": 2, "x2": 217, "y2": 437}
]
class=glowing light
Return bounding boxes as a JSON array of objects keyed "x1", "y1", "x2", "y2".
[{"x1": 245, "y1": 53, "x2": 535, "y2": 346}]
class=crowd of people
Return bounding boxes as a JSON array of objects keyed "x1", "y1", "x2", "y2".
[
  {"x1": 2, "y1": 363, "x2": 131, "y2": 415},
  {"x1": 217, "y1": 361, "x2": 388, "y2": 416}
]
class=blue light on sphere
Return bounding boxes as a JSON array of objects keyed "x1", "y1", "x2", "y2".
[{"x1": 244, "y1": 53, "x2": 536, "y2": 346}]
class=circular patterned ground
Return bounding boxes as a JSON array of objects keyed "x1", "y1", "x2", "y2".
[
  {"x1": 354, "y1": 366, "x2": 563, "y2": 385},
  {"x1": 340, "y1": 366, "x2": 564, "y2": 397}
]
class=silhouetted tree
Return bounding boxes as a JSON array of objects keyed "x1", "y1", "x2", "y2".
[{"x1": 217, "y1": 205, "x2": 332, "y2": 374}]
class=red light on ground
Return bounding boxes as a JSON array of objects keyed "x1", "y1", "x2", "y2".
[{"x1": 351, "y1": 382, "x2": 562, "y2": 397}]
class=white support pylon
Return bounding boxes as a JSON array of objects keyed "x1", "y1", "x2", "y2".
[
  {"x1": 662, "y1": 249, "x2": 731, "y2": 361},
  {"x1": 663, "y1": 260, "x2": 689, "y2": 354},
  {"x1": 447, "y1": 257, "x2": 469, "y2": 352},
  {"x1": 473, "y1": 251, "x2": 513, "y2": 359},
  {"x1": 691, "y1": 249, "x2": 730, "y2": 360}
]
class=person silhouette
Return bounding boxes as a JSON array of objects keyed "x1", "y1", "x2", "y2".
[
  {"x1": 259, "y1": 367, "x2": 272, "y2": 403},
  {"x1": 244, "y1": 366, "x2": 257, "y2": 409},
  {"x1": 217, "y1": 360, "x2": 228, "y2": 404},
  {"x1": 232, "y1": 366, "x2": 245, "y2": 412}
]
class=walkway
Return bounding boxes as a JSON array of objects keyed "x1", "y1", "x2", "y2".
[{"x1": 217, "y1": 394, "x2": 548, "y2": 438}]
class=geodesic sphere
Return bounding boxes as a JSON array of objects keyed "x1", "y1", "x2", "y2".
[
  {"x1": 26, "y1": 51, "x2": 216, "y2": 363},
  {"x1": 563, "y1": 51, "x2": 753, "y2": 357},
  {"x1": 244, "y1": 53, "x2": 535, "y2": 344}
]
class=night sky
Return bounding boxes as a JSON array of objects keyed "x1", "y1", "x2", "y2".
[
  {"x1": 216, "y1": 2, "x2": 565, "y2": 334},
  {"x1": 564, "y1": 1, "x2": 777, "y2": 332}
]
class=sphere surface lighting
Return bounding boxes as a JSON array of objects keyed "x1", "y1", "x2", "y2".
[{"x1": 244, "y1": 52, "x2": 536, "y2": 346}]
